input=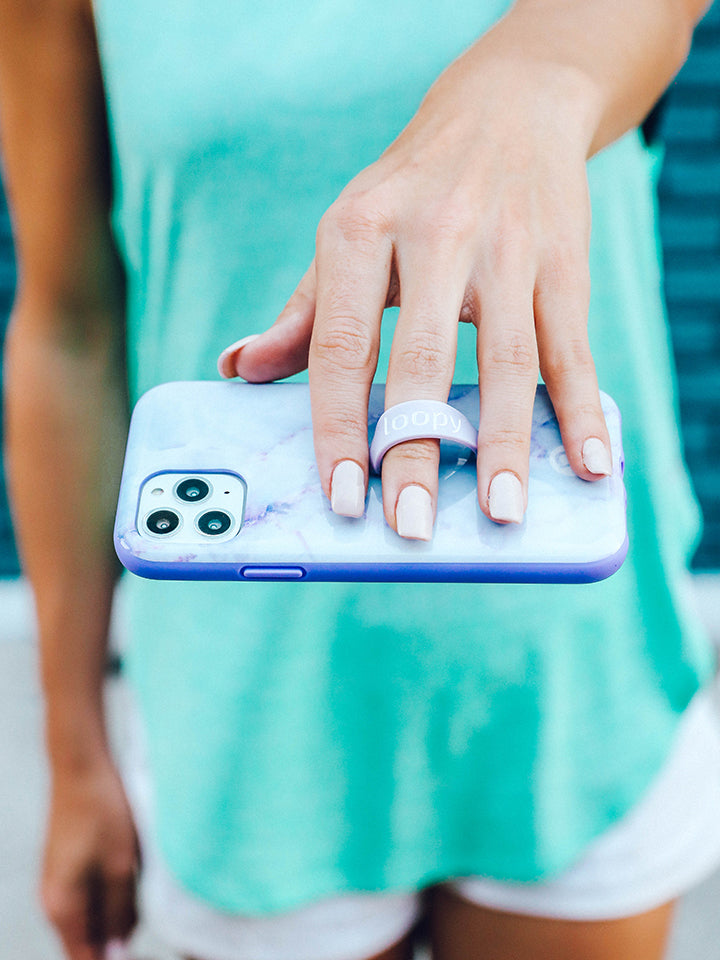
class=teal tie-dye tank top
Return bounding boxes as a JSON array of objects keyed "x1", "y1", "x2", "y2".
[{"x1": 93, "y1": 0, "x2": 715, "y2": 913}]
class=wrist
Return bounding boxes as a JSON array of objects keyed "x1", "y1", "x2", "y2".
[
  {"x1": 44, "y1": 697, "x2": 112, "y2": 777},
  {"x1": 464, "y1": 21, "x2": 605, "y2": 158},
  {"x1": 487, "y1": 0, "x2": 694, "y2": 155}
]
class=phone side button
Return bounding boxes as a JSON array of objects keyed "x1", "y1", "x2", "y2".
[{"x1": 240, "y1": 566, "x2": 306, "y2": 580}]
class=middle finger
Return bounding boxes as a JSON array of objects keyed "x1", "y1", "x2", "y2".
[{"x1": 381, "y1": 241, "x2": 469, "y2": 539}]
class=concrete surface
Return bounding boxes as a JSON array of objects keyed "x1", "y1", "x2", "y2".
[{"x1": 1, "y1": 575, "x2": 720, "y2": 960}]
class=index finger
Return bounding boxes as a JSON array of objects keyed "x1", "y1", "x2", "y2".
[{"x1": 309, "y1": 203, "x2": 393, "y2": 516}]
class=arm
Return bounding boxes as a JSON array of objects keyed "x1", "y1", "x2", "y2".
[
  {"x1": 224, "y1": 0, "x2": 710, "y2": 537},
  {"x1": 0, "y1": 0, "x2": 136, "y2": 955},
  {"x1": 492, "y1": 0, "x2": 711, "y2": 157}
]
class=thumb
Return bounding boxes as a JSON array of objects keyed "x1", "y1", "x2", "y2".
[{"x1": 218, "y1": 262, "x2": 316, "y2": 382}]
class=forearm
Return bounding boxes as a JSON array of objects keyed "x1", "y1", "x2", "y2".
[
  {"x1": 5, "y1": 299, "x2": 128, "y2": 773},
  {"x1": 433, "y1": 0, "x2": 708, "y2": 158},
  {"x1": 514, "y1": 0, "x2": 706, "y2": 152}
]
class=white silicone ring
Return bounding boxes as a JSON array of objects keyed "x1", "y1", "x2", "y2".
[{"x1": 369, "y1": 399, "x2": 478, "y2": 473}]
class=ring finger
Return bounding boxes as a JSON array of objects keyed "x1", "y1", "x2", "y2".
[{"x1": 475, "y1": 266, "x2": 539, "y2": 524}]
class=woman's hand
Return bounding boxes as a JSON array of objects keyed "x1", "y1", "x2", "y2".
[
  {"x1": 220, "y1": 0, "x2": 702, "y2": 539},
  {"x1": 41, "y1": 761, "x2": 139, "y2": 960},
  {"x1": 221, "y1": 46, "x2": 611, "y2": 538}
]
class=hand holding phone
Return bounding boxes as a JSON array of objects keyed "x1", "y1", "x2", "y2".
[{"x1": 114, "y1": 381, "x2": 627, "y2": 583}]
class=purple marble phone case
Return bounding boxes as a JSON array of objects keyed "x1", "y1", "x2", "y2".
[{"x1": 114, "y1": 381, "x2": 627, "y2": 582}]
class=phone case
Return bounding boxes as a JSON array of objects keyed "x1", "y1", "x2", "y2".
[{"x1": 114, "y1": 381, "x2": 627, "y2": 583}]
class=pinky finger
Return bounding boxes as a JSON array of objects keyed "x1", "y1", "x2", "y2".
[{"x1": 535, "y1": 264, "x2": 613, "y2": 480}]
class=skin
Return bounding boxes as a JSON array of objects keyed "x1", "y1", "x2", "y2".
[
  {"x1": 427, "y1": 886, "x2": 675, "y2": 960},
  {"x1": 0, "y1": 1, "x2": 135, "y2": 958},
  {"x1": 0, "y1": 0, "x2": 709, "y2": 957},
  {"x1": 228, "y1": 0, "x2": 710, "y2": 537}
]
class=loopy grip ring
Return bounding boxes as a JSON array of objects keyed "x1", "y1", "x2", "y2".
[{"x1": 369, "y1": 399, "x2": 479, "y2": 473}]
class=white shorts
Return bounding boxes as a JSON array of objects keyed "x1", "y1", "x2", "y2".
[{"x1": 117, "y1": 683, "x2": 720, "y2": 960}]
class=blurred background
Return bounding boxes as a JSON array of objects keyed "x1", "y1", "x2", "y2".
[{"x1": 1, "y1": 4, "x2": 719, "y2": 958}]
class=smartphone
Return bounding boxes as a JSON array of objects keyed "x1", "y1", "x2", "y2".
[{"x1": 113, "y1": 381, "x2": 627, "y2": 583}]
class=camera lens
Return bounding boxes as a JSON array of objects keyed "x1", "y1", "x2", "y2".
[
  {"x1": 146, "y1": 509, "x2": 180, "y2": 536},
  {"x1": 197, "y1": 510, "x2": 232, "y2": 536},
  {"x1": 176, "y1": 477, "x2": 210, "y2": 503}
]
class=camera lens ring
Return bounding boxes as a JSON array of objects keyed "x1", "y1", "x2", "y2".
[
  {"x1": 145, "y1": 509, "x2": 181, "y2": 537},
  {"x1": 175, "y1": 477, "x2": 211, "y2": 503},
  {"x1": 196, "y1": 509, "x2": 233, "y2": 537}
]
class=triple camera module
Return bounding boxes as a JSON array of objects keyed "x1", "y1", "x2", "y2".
[{"x1": 142, "y1": 473, "x2": 245, "y2": 543}]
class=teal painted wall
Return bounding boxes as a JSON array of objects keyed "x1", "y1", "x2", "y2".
[
  {"x1": 0, "y1": 5, "x2": 719, "y2": 573},
  {"x1": 0, "y1": 180, "x2": 18, "y2": 575},
  {"x1": 657, "y1": 1, "x2": 720, "y2": 568}
]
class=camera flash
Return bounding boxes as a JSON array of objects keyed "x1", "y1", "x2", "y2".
[{"x1": 151, "y1": 487, "x2": 164, "y2": 496}]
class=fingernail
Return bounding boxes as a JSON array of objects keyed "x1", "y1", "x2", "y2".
[
  {"x1": 488, "y1": 471, "x2": 524, "y2": 523},
  {"x1": 396, "y1": 485, "x2": 434, "y2": 541},
  {"x1": 582, "y1": 437, "x2": 612, "y2": 476},
  {"x1": 217, "y1": 334, "x2": 262, "y2": 378},
  {"x1": 105, "y1": 939, "x2": 131, "y2": 960},
  {"x1": 330, "y1": 460, "x2": 366, "y2": 517}
]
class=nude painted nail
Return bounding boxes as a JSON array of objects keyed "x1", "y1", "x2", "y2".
[
  {"x1": 582, "y1": 437, "x2": 612, "y2": 476},
  {"x1": 217, "y1": 334, "x2": 262, "y2": 379},
  {"x1": 488, "y1": 471, "x2": 524, "y2": 524},
  {"x1": 396, "y1": 485, "x2": 434, "y2": 541},
  {"x1": 104, "y1": 940, "x2": 131, "y2": 960},
  {"x1": 330, "y1": 460, "x2": 366, "y2": 517}
]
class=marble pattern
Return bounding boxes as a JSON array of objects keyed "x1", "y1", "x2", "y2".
[{"x1": 114, "y1": 381, "x2": 626, "y2": 579}]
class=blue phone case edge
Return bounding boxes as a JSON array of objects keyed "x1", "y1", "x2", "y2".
[
  {"x1": 114, "y1": 531, "x2": 629, "y2": 584},
  {"x1": 113, "y1": 381, "x2": 628, "y2": 585}
]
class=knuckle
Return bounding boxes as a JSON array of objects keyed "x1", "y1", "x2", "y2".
[
  {"x1": 291, "y1": 282, "x2": 315, "y2": 315},
  {"x1": 484, "y1": 333, "x2": 538, "y2": 377},
  {"x1": 479, "y1": 426, "x2": 529, "y2": 452},
  {"x1": 387, "y1": 437, "x2": 440, "y2": 467},
  {"x1": 318, "y1": 194, "x2": 390, "y2": 248},
  {"x1": 414, "y1": 196, "x2": 475, "y2": 246},
  {"x1": 395, "y1": 334, "x2": 450, "y2": 383},
  {"x1": 542, "y1": 336, "x2": 594, "y2": 385},
  {"x1": 490, "y1": 216, "x2": 534, "y2": 272},
  {"x1": 572, "y1": 399, "x2": 604, "y2": 422},
  {"x1": 319, "y1": 412, "x2": 367, "y2": 445},
  {"x1": 313, "y1": 321, "x2": 374, "y2": 373},
  {"x1": 540, "y1": 241, "x2": 589, "y2": 295}
]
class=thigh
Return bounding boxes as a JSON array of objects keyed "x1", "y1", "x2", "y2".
[
  {"x1": 428, "y1": 885, "x2": 674, "y2": 960},
  {"x1": 368, "y1": 936, "x2": 415, "y2": 960}
]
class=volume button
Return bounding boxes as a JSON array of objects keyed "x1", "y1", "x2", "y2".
[{"x1": 240, "y1": 566, "x2": 306, "y2": 580}]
